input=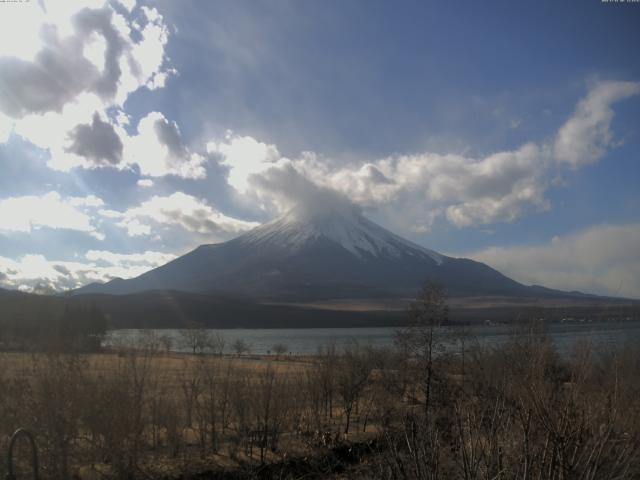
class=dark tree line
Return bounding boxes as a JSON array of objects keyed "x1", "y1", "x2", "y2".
[{"x1": 0, "y1": 295, "x2": 107, "y2": 351}]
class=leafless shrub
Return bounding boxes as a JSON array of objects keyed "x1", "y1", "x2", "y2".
[
  {"x1": 272, "y1": 343, "x2": 288, "y2": 357},
  {"x1": 336, "y1": 342, "x2": 372, "y2": 435},
  {"x1": 231, "y1": 338, "x2": 250, "y2": 356},
  {"x1": 316, "y1": 343, "x2": 338, "y2": 423},
  {"x1": 179, "y1": 323, "x2": 215, "y2": 355},
  {"x1": 250, "y1": 365, "x2": 291, "y2": 463},
  {"x1": 395, "y1": 282, "x2": 448, "y2": 417},
  {"x1": 192, "y1": 356, "x2": 234, "y2": 455}
]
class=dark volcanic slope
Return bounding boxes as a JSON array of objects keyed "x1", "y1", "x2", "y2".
[{"x1": 74, "y1": 205, "x2": 576, "y2": 301}]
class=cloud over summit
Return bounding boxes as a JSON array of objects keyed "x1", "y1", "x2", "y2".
[{"x1": 212, "y1": 81, "x2": 635, "y2": 232}]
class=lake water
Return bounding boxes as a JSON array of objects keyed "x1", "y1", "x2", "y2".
[{"x1": 105, "y1": 320, "x2": 640, "y2": 355}]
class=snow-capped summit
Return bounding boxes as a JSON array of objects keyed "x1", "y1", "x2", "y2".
[
  {"x1": 238, "y1": 204, "x2": 443, "y2": 264},
  {"x1": 73, "y1": 205, "x2": 549, "y2": 300}
]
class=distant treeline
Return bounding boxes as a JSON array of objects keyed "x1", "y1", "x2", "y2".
[
  {"x1": 0, "y1": 292, "x2": 106, "y2": 350},
  {"x1": 0, "y1": 287, "x2": 638, "y2": 339},
  {"x1": 0, "y1": 289, "x2": 409, "y2": 329}
]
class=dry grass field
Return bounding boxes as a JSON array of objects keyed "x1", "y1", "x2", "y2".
[
  {"x1": 0, "y1": 351, "x2": 313, "y2": 382},
  {"x1": 2, "y1": 310, "x2": 640, "y2": 479},
  {"x1": 0, "y1": 348, "x2": 383, "y2": 479}
]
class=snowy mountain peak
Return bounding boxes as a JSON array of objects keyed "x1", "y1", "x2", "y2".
[
  {"x1": 236, "y1": 204, "x2": 444, "y2": 264},
  {"x1": 72, "y1": 200, "x2": 546, "y2": 300}
]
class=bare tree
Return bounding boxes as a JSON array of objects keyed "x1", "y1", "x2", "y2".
[
  {"x1": 317, "y1": 344, "x2": 338, "y2": 423},
  {"x1": 272, "y1": 343, "x2": 288, "y2": 358},
  {"x1": 251, "y1": 366, "x2": 278, "y2": 463},
  {"x1": 158, "y1": 333, "x2": 173, "y2": 354},
  {"x1": 336, "y1": 342, "x2": 371, "y2": 434},
  {"x1": 396, "y1": 281, "x2": 448, "y2": 418},
  {"x1": 207, "y1": 331, "x2": 226, "y2": 355},
  {"x1": 179, "y1": 322, "x2": 211, "y2": 355},
  {"x1": 231, "y1": 338, "x2": 250, "y2": 356}
]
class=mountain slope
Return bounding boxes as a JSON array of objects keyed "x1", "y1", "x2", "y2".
[{"x1": 74, "y1": 205, "x2": 567, "y2": 300}]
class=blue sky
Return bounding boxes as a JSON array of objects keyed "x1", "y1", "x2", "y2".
[{"x1": 0, "y1": 0, "x2": 639, "y2": 297}]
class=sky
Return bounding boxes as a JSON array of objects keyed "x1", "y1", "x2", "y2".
[{"x1": 0, "y1": 0, "x2": 639, "y2": 298}]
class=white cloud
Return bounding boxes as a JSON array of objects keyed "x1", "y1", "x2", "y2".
[
  {"x1": 68, "y1": 195, "x2": 105, "y2": 208},
  {"x1": 85, "y1": 249, "x2": 175, "y2": 266},
  {"x1": 124, "y1": 112, "x2": 207, "y2": 179},
  {"x1": 137, "y1": 179, "x2": 154, "y2": 188},
  {"x1": 0, "y1": 249, "x2": 176, "y2": 292},
  {"x1": 117, "y1": 218, "x2": 152, "y2": 237},
  {"x1": 0, "y1": 2, "x2": 48, "y2": 61},
  {"x1": 223, "y1": 80, "x2": 637, "y2": 230},
  {"x1": 442, "y1": 144, "x2": 551, "y2": 227},
  {"x1": 461, "y1": 224, "x2": 640, "y2": 299},
  {"x1": 224, "y1": 138, "x2": 551, "y2": 229},
  {"x1": 109, "y1": 192, "x2": 259, "y2": 238},
  {"x1": 132, "y1": 7, "x2": 171, "y2": 95},
  {"x1": 0, "y1": 192, "x2": 104, "y2": 239},
  {"x1": 207, "y1": 132, "x2": 282, "y2": 193},
  {"x1": 114, "y1": 0, "x2": 136, "y2": 13},
  {"x1": 96, "y1": 208, "x2": 122, "y2": 219},
  {"x1": 554, "y1": 81, "x2": 640, "y2": 168},
  {"x1": 298, "y1": 143, "x2": 550, "y2": 228}
]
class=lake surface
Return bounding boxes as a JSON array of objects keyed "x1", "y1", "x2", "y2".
[{"x1": 106, "y1": 320, "x2": 640, "y2": 355}]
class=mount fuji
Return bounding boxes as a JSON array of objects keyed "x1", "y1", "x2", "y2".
[{"x1": 74, "y1": 204, "x2": 571, "y2": 300}]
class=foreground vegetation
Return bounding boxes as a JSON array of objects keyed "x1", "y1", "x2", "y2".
[{"x1": 0, "y1": 286, "x2": 639, "y2": 479}]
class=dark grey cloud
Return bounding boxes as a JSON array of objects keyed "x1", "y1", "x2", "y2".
[
  {"x1": 365, "y1": 165, "x2": 393, "y2": 185},
  {"x1": 53, "y1": 264, "x2": 71, "y2": 277},
  {"x1": 0, "y1": 34, "x2": 92, "y2": 117},
  {"x1": 31, "y1": 283, "x2": 57, "y2": 295},
  {"x1": 72, "y1": 7, "x2": 127, "y2": 100},
  {"x1": 168, "y1": 210, "x2": 234, "y2": 237},
  {"x1": 153, "y1": 115, "x2": 188, "y2": 158},
  {"x1": 66, "y1": 112, "x2": 123, "y2": 165}
]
